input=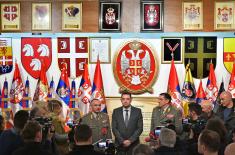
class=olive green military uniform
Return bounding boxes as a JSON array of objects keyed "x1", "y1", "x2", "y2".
[{"x1": 81, "y1": 112, "x2": 112, "y2": 143}]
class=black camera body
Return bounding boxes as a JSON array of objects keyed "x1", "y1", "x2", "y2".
[
  {"x1": 95, "y1": 139, "x2": 115, "y2": 155},
  {"x1": 182, "y1": 118, "x2": 207, "y2": 135}
]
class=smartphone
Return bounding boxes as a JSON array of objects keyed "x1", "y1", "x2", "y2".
[
  {"x1": 154, "y1": 126, "x2": 162, "y2": 136},
  {"x1": 98, "y1": 142, "x2": 107, "y2": 148},
  {"x1": 183, "y1": 118, "x2": 189, "y2": 124}
]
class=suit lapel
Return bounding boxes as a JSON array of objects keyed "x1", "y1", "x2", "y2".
[{"x1": 118, "y1": 107, "x2": 126, "y2": 127}]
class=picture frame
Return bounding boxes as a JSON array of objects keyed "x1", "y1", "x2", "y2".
[
  {"x1": 140, "y1": 1, "x2": 163, "y2": 31},
  {"x1": 182, "y1": 1, "x2": 203, "y2": 30},
  {"x1": 89, "y1": 37, "x2": 111, "y2": 64},
  {"x1": 32, "y1": 3, "x2": 51, "y2": 30},
  {"x1": 214, "y1": 1, "x2": 234, "y2": 30},
  {"x1": 99, "y1": 2, "x2": 121, "y2": 31},
  {"x1": 1, "y1": 2, "x2": 21, "y2": 31},
  {"x1": 161, "y1": 37, "x2": 183, "y2": 64},
  {"x1": 62, "y1": 2, "x2": 82, "y2": 31}
]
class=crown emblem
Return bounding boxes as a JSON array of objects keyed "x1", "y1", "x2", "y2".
[
  {"x1": 107, "y1": 7, "x2": 114, "y2": 13},
  {"x1": 129, "y1": 41, "x2": 141, "y2": 50}
]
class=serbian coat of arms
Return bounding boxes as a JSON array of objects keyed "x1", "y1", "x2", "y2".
[
  {"x1": 114, "y1": 40, "x2": 158, "y2": 94},
  {"x1": 57, "y1": 37, "x2": 88, "y2": 77},
  {"x1": 21, "y1": 38, "x2": 52, "y2": 79},
  {"x1": 0, "y1": 38, "x2": 13, "y2": 75}
]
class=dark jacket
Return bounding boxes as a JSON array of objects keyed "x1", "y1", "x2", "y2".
[
  {"x1": 67, "y1": 145, "x2": 105, "y2": 155},
  {"x1": 0, "y1": 128, "x2": 23, "y2": 155},
  {"x1": 12, "y1": 142, "x2": 53, "y2": 155},
  {"x1": 154, "y1": 146, "x2": 182, "y2": 155}
]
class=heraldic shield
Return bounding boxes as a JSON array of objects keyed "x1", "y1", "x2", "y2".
[
  {"x1": 21, "y1": 38, "x2": 52, "y2": 79},
  {"x1": 184, "y1": 37, "x2": 217, "y2": 78},
  {"x1": 0, "y1": 38, "x2": 13, "y2": 75},
  {"x1": 223, "y1": 38, "x2": 235, "y2": 73},
  {"x1": 114, "y1": 40, "x2": 158, "y2": 94}
]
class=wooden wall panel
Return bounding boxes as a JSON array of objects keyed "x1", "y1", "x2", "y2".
[{"x1": 1, "y1": 0, "x2": 234, "y2": 32}]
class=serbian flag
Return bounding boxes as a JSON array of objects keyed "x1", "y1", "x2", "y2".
[
  {"x1": 196, "y1": 80, "x2": 206, "y2": 104},
  {"x1": 1, "y1": 78, "x2": 9, "y2": 109},
  {"x1": 69, "y1": 80, "x2": 76, "y2": 108},
  {"x1": 33, "y1": 64, "x2": 48, "y2": 101},
  {"x1": 78, "y1": 64, "x2": 92, "y2": 115},
  {"x1": 56, "y1": 64, "x2": 70, "y2": 105},
  {"x1": 20, "y1": 77, "x2": 30, "y2": 109},
  {"x1": 205, "y1": 62, "x2": 218, "y2": 101},
  {"x1": 10, "y1": 63, "x2": 24, "y2": 104},
  {"x1": 228, "y1": 63, "x2": 235, "y2": 98},
  {"x1": 48, "y1": 77, "x2": 55, "y2": 98},
  {"x1": 167, "y1": 59, "x2": 182, "y2": 109},
  {"x1": 92, "y1": 59, "x2": 107, "y2": 113}
]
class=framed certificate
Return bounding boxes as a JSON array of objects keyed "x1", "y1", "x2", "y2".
[
  {"x1": 62, "y1": 2, "x2": 82, "y2": 31},
  {"x1": 214, "y1": 2, "x2": 234, "y2": 30},
  {"x1": 140, "y1": 1, "x2": 163, "y2": 31},
  {"x1": 162, "y1": 37, "x2": 183, "y2": 64},
  {"x1": 182, "y1": 1, "x2": 203, "y2": 30},
  {"x1": 32, "y1": 3, "x2": 51, "y2": 30},
  {"x1": 99, "y1": 2, "x2": 121, "y2": 31},
  {"x1": 89, "y1": 37, "x2": 111, "y2": 64},
  {"x1": 1, "y1": 3, "x2": 21, "y2": 31}
]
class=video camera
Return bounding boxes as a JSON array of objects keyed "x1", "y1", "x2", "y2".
[
  {"x1": 34, "y1": 117, "x2": 54, "y2": 132},
  {"x1": 95, "y1": 139, "x2": 115, "y2": 155},
  {"x1": 182, "y1": 118, "x2": 207, "y2": 136}
]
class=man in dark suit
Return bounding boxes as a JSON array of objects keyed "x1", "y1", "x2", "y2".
[
  {"x1": 112, "y1": 91, "x2": 143, "y2": 155},
  {"x1": 150, "y1": 93, "x2": 183, "y2": 134}
]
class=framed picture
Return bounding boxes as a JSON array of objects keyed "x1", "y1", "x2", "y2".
[
  {"x1": 140, "y1": 1, "x2": 163, "y2": 31},
  {"x1": 62, "y1": 2, "x2": 82, "y2": 31},
  {"x1": 214, "y1": 2, "x2": 234, "y2": 30},
  {"x1": 182, "y1": 1, "x2": 203, "y2": 30},
  {"x1": 99, "y1": 2, "x2": 121, "y2": 31},
  {"x1": 89, "y1": 37, "x2": 111, "y2": 64},
  {"x1": 32, "y1": 3, "x2": 51, "y2": 30},
  {"x1": 1, "y1": 2, "x2": 21, "y2": 31},
  {"x1": 162, "y1": 37, "x2": 183, "y2": 64}
]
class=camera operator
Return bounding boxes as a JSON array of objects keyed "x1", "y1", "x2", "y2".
[
  {"x1": 0, "y1": 110, "x2": 29, "y2": 155},
  {"x1": 30, "y1": 101, "x2": 60, "y2": 155},
  {"x1": 12, "y1": 121, "x2": 53, "y2": 155},
  {"x1": 67, "y1": 124, "x2": 105, "y2": 155},
  {"x1": 81, "y1": 99, "x2": 112, "y2": 144}
]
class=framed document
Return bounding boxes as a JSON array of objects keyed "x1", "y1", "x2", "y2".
[
  {"x1": 162, "y1": 37, "x2": 183, "y2": 64},
  {"x1": 32, "y1": 3, "x2": 51, "y2": 30},
  {"x1": 214, "y1": 2, "x2": 234, "y2": 30},
  {"x1": 182, "y1": 1, "x2": 203, "y2": 30},
  {"x1": 89, "y1": 37, "x2": 111, "y2": 64},
  {"x1": 62, "y1": 2, "x2": 82, "y2": 31},
  {"x1": 99, "y1": 2, "x2": 121, "y2": 31},
  {"x1": 140, "y1": 1, "x2": 163, "y2": 31},
  {"x1": 1, "y1": 3, "x2": 21, "y2": 31}
]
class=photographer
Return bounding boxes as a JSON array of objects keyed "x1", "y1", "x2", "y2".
[
  {"x1": 68, "y1": 124, "x2": 105, "y2": 155},
  {"x1": 12, "y1": 121, "x2": 53, "y2": 155}
]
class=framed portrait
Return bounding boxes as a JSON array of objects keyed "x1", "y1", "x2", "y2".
[
  {"x1": 182, "y1": 1, "x2": 203, "y2": 30},
  {"x1": 99, "y1": 2, "x2": 121, "y2": 31},
  {"x1": 1, "y1": 3, "x2": 21, "y2": 31},
  {"x1": 32, "y1": 3, "x2": 51, "y2": 30},
  {"x1": 140, "y1": 1, "x2": 163, "y2": 31},
  {"x1": 162, "y1": 37, "x2": 183, "y2": 64},
  {"x1": 62, "y1": 2, "x2": 82, "y2": 31},
  {"x1": 89, "y1": 37, "x2": 111, "y2": 64},
  {"x1": 214, "y1": 2, "x2": 234, "y2": 30}
]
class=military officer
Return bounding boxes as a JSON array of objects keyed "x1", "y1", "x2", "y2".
[
  {"x1": 150, "y1": 93, "x2": 183, "y2": 134},
  {"x1": 81, "y1": 99, "x2": 112, "y2": 143}
]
